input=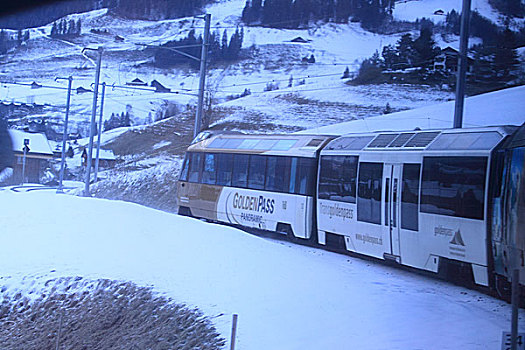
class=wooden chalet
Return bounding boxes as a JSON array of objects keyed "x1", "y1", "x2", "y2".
[
  {"x1": 7, "y1": 129, "x2": 53, "y2": 184},
  {"x1": 434, "y1": 46, "x2": 474, "y2": 73}
]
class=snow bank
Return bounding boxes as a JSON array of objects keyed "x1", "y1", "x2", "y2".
[{"x1": 0, "y1": 189, "x2": 521, "y2": 349}]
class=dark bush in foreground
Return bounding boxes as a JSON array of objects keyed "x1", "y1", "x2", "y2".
[{"x1": 0, "y1": 278, "x2": 225, "y2": 350}]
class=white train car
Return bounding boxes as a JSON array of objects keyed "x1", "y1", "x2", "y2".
[
  {"x1": 316, "y1": 126, "x2": 517, "y2": 287},
  {"x1": 177, "y1": 133, "x2": 332, "y2": 239}
]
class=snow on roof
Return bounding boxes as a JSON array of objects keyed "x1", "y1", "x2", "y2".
[
  {"x1": 8, "y1": 129, "x2": 53, "y2": 155},
  {"x1": 95, "y1": 149, "x2": 116, "y2": 160},
  {"x1": 301, "y1": 85, "x2": 525, "y2": 136}
]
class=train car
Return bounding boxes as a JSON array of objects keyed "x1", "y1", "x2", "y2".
[
  {"x1": 177, "y1": 132, "x2": 333, "y2": 239},
  {"x1": 490, "y1": 124, "x2": 525, "y2": 292},
  {"x1": 316, "y1": 125, "x2": 522, "y2": 288}
]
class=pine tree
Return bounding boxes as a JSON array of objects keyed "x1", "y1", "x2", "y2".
[
  {"x1": 396, "y1": 34, "x2": 415, "y2": 69},
  {"x1": 383, "y1": 102, "x2": 392, "y2": 114},
  {"x1": 209, "y1": 30, "x2": 221, "y2": 62},
  {"x1": 412, "y1": 27, "x2": 439, "y2": 69},
  {"x1": 381, "y1": 44, "x2": 398, "y2": 70},
  {"x1": 51, "y1": 22, "x2": 58, "y2": 37},
  {"x1": 221, "y1": 29, "x2": 228, "y2": 58},
  {"x1": 493, "y1": 28, "x2": 520, "y2": 86},
  {"x1": 342, "y1": 66, "x2": 351, "y2": 79},
  {"x1": 446, "y1": 10, "x2": 460, "y2": 35},
  {"x1": 470, "y1": 43, "x2": 496, "y2": 93},
  {"x1": 0, "y1": 30, "x2": 8, "y2": 54},
  {"x1": 68, "y1": 19, "x2": 75, "y2": 35}
]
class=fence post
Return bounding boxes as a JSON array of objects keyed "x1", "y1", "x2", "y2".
[{"x1": 230, "y1": 313, "x2": 238, "y2": 350}]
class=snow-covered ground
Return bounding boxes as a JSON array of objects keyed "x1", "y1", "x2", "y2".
[{"x1": 0, "y1": 188, "x2": 522, "y2": 350}]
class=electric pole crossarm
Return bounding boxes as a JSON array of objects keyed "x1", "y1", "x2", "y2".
[{"x1": 145, "y1": 44, "x2": 203, "y2": 62}]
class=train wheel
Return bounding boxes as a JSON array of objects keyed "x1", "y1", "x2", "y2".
[
  {"x1": 495, "y1": 274, "x2": 512, "y2": 302},
  {"x1": 178, "y1": 206, "x2": 194, "y2": 218}
]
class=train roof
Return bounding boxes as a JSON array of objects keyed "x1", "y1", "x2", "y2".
[
  {"x1": 187, "y1": 132, "x2": 333, "y2": 157},
  {"x1": 322, "y1": 125, "x2": 518, "y2": 153}
]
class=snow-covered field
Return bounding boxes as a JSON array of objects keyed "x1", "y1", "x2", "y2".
[{"x1": 0, "y1": 188, "x2": 522, "y2": 349}]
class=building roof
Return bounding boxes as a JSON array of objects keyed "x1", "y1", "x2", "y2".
[
  {"x1": 8, "y1": 129, "x2": 53, "y2": 156},
  {"x1": 127, "y1": 78, "x2": 147, "y2": 86},
  {"x1": 81, "y1": 148, "x2": 116, "y2": 160}
]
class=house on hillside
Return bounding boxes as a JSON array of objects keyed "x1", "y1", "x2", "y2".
[
  {"x1": 290, "y1": 36, "x2": 310, "y2": 43},
  {"x1": 7, "y1": 129, "x2": 53, "y2": 184},
  {"x1": 127, "y1": 78, "x2": 147, "y2": 86},
  {"x1": 151, "y1": 80, "x2": 170, "y2": 93},
  {"x1": 81, "y1": 148, "x2": 117, "y2": 169},
  {"x1": 76, "y1": 86, "x2": 92, "y2": 94},
  {"x1": 434, "y1": 46, "x2": 474, "y2": 73},
  {"x1": 30, "y1": 81, "x2": 42, "y2": 89}
]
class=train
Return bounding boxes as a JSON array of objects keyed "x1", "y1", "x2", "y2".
[{"x1": 176, "y1": 124, "x2": 525, "y2": 296}]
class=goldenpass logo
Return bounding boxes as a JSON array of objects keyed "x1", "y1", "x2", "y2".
[{"x1": 232, "y1": 193, "x2": 275, "y2": 214}]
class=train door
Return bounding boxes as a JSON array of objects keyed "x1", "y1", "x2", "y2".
[
  {"x1": 383, "y1": 163, "x2": 402, "y2": 260},
  {"x1": 506, "y1": 147, "x2": 525, "y2": 273}
]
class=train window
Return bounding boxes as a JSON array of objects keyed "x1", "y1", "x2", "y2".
[
  {"x1": 293, "y1": 158, "x2": 316, "y2": 196},
  {"x1": 266, "y1": 156, "x2": 290, "y2": 193},
  {"x1": 232, "y1": 154, "x2": 249, "y2": 188},
  {"x1": 179, "y1": 154, "x2": 189, "y2": 182},
  {"x1": 272, "y1": 139, "x2": 298, "y2": 151},
  {"x1": 289, "y1": 158, "x2": 298, "y2": 194},
  {"x1": 319, "y1": 156, "x2": 358, "y2": 203},
  {"x1": 201, "y1": 153, "x2": 217, "y2": 185},
  {"x1": 357, "y1": 162, "x2": 383, "y2": 225},
  {"x1": 248, "y1": 155, "x2": 266, "y2": 190},
  {"x1": 216, "y1": 153, "x2": 233, "y2": 186},
  {"x1": 188, "y1": 152, "x2": 202, "y2": 183},
  {"x1": 421, "y1": 156, "x2": 487, "y2": 220},
  {"x1": 401, "y1": 163, "x2": 420, "y2": 231}
]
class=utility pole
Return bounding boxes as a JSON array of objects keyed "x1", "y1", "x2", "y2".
[
  {"x1": 194, "y1": 13, "x2": 211, "y2": 138},
  {"x1": 94, "y1": 82, "x2": 106, "y2": 182},
  {"x1": 21, "y1": 139, "x2": 29, "y2": 185},
  {"x1": 83, "y1": 46, "x2": 103, "y2": 197},
  {"x1": 453, "y1": 0, "x2": 471, "y2": 128},
  {"x1": 56, "y1": 76, "x2": 73, "y2": 193}
]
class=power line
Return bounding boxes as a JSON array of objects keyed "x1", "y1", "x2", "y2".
[
  {"x1": 0, "y1": 81, "x2": 69, "y2": 91},
  {"x1": 109, "y1": 84, "x2": 199, "y2": 97},
  {"x1": 219, "y1": 72, "x2": 344, "y2": 89},
  {"x1": 216, "y1": 83, "x2": 353, "y2": 95}
]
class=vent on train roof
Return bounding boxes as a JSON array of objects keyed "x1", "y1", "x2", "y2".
[
  {"x1": 368, "y1": 133, "x2": 398, "y2": 148},
  {"x1": 306, "y1": 138, "x2": 324, "y2": 147},
  {"x1": 404, "y1": 132, "x2": 440, "y2": 147},
  {"x1": 388, "y1": 133, "x2": 415, "y2": 147}
]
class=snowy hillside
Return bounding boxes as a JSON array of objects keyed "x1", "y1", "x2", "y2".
[
  {"x1": 301, "y1": 84, "x2": 525, "y2": 135},
  {"x1": 2, "y1": 0, "x2": 510, "y2": 136},
  {"x1": 0, "y1": 188, "x2": 522, "y2": 349}
]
